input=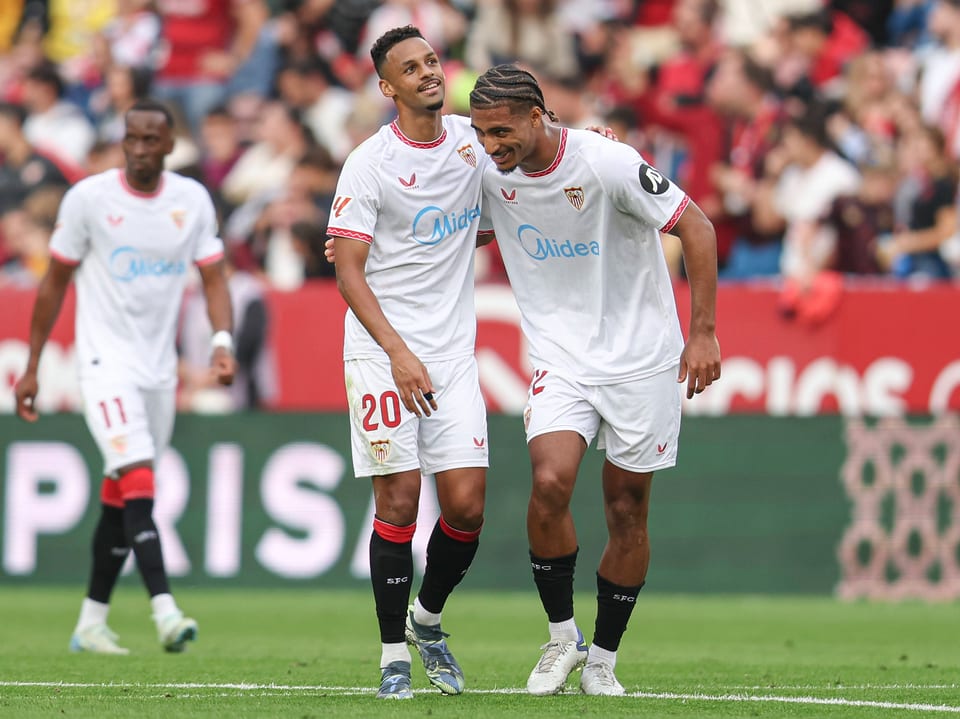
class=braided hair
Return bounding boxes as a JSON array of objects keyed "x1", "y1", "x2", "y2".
[{"x1": 469, "y1": 64, "x2": 559, "y2": 122}]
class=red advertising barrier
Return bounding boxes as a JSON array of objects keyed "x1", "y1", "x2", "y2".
[{"x1": 1, "y1": 281, "x2": 959, "y2": 415}]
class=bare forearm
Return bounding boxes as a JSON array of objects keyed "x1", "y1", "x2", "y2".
[
  {"x1": 26, "y1": 272, "x2": 70, "y2": 373},
  {"x1": 200, "y1": 262, "x2": 234, "y2": 333},
  {"x1": 678, "y1": 211, "x2": 719, "y2": 336}
]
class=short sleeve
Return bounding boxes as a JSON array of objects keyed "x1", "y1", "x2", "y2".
[
  {"x1": 193, "y1": 186, "x2": 225, "y2": 265},
  {"x1": 48, "y1": 185, "x2": 90, "y2": 265},
  {"x1": 596, "y1": 143, "x2": 689, "y2": 233},
  {"x1": 326, "y1": 148, "x2": 380, "y2": 243}
]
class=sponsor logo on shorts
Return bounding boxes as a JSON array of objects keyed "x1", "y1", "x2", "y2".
[
  {"x1": 370, "y1": 439, "x2": 391, "y2": 464},
  {"x1": 523, "y1": 405, "x2": 532, "y2": 432},
  {"x1": 657, "y1": 442, "x2": 668, "y2": 454},
  {"x1": 473, "y1": 437, "x2": 485, "y2": 448}
]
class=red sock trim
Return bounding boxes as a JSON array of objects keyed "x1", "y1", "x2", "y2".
[
  {"x1": 100, "y1": 478, "x2": 124, "y2": 508},
  {"x1": 373, "y1": 517, "x2": 416, "y2": 543},
  {"x1": 118, "y1": 467, "x2": 155, "y2": 501},
  {"x1": 440, "y1": 516, "x2": 482, "y2": 542}
]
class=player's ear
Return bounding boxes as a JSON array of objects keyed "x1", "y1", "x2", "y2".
[
  {"x1": 379, "y1": 77, "x2": 395, "y2": 100},
  {"x1": 530, "y1": 107, "x2": 542, "y2": 128}
]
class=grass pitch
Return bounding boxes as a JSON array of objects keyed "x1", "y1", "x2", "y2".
[{"x1": 0, "y1": 587, "x2": 957, "y2": 718}]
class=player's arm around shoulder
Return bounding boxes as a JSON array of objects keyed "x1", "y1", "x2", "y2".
[{"x1": 672, "y1": 200, "x2": 721, "y2": 399}]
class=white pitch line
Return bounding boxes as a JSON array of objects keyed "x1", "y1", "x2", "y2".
[{"x1": 1, "y1": 682, "x2": 958, "y2": 713}]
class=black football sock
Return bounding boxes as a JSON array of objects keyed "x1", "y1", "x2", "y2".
[
  {"x1": 530, "y1": 548, "x2": 578, "y2": 622},
  {"x1": 417, "y1": 518, "x2": 480, "y2": 614},
  {"x1": 122, "y1": 499, "x2": 170, "y2": 597},
  {"x1": 593, "y1": 573, "x2": 644, "y2": 651},
  {"x1": 87, "y1": 505, "x2": 129, "y2": 603},
  {"x1": 370, "y1": 520, "x2": 415, "y2": 644}
]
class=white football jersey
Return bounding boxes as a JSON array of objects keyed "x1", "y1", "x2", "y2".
[
  {"x1": 49, "y1": 169, "x2": 224, "y2": 389},
  {"x1": 328, "y1": 114, "x2": 491, "y2": 362},
  {"x1": 482, "y1": 128, "x2": 687, "y2": 383}
]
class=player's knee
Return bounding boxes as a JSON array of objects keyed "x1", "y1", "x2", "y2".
[
  {"x1": 530, "y1": 468, "x2": 574, "y2": 513},
  {"x1": 441, "y1": 510, "x2": 484, "y2": 536},
  {"x1": 117, "y1": 466, "x2": 155, "y2": 502},
  {"x1": 605, "y1": 493, "x2": 649, "y2": 534}
]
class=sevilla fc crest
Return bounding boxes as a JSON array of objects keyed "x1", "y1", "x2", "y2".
[
  {"x1": 458, "y1": 144, "x2": 477, "y2": 168},
  {"x1": 370, "y1": 439, "x2": 391, "y2": 464},
  {"x1": 171, "y1": 210, "x2": 186, "y2": 229},
  {"x1": 564, "y1": 186, "x2": 585, "y2": 211}
]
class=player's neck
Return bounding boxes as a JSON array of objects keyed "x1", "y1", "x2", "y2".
[
  {"x1": 519, "y1": 124, "x2": 562, "y2": 174},
  {"x1": 124, "y1": 168, "x2": 162, "y2": 194},
  {"x1": 394, "y1": 107, "x2": 443, "y2": 144}
]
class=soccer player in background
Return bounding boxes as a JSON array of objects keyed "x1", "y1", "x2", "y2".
[
  {"x1": 469, "y1": 65, "x2": 722, "y2": 696},
  {"x1": 327, "y1": 26, "x2": 490, "y2": 699},
  {"x1": 14, "y1": 99, "x2": 236, "y2": 655}
]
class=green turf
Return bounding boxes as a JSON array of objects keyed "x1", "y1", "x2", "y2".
[{"x1": 0, "y1": 587, "x2": 957, "y2": 718}]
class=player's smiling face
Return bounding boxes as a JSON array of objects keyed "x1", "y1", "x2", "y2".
[
  {"x1": 380, "y1": 37, "x2": 445, "y2": 112},
  {"x1": 122, "y1": 110, "x2": 173, "y2": 188},
  {"x1": 470, "y1": 104, "x2": 540, "y2": 174}
]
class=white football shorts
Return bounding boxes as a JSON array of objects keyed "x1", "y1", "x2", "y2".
[
  {"x1": 80, "y1": 379, "x2": 175, "y2": 476},
  {"x1": 345, "y1": 354, "x2": 489, "y2": 477},
  {"x1": 523, "y1": 364, "x2": 682, "y2": 473}
]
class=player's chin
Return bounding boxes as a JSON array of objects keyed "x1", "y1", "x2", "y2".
[{"x1": 425, "y1": 99, "x2": 444, "y2": 112}]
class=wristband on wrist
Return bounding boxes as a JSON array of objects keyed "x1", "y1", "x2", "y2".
[{"x1": 211, "y1": 330, "x2": 234, "y2": 354}]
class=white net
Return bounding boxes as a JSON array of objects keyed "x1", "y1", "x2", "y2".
[{"x1": 837, "y1": 415, "x2": 960, "y2": 601}]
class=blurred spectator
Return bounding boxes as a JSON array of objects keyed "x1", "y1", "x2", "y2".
[
  {"x1": 0, "y1": 15, "x2": 45, "y2": 103},
  {"x1": 0, "y1": 184, "x2": 64, "y2": 287},
  {"x1": 41, "y1": 0, "x2": 115, "y2": 95},
  {"x1": 221, "y1": 100, "x2": 312, "y2": 207},
  {"x1": 21, "y1": 62, "x2": 95, "y2": 169},
  {"x1": 827, "y1": 51, "x2": 901, "y2": 164},
  {"x1": 89, "y1": 64, "x2": 152, "y2": 143},
  {"x1": 706, "y1": 49, "x2": 786, "y2": 277},
  {"x1": 0, "y1": 101, "x2": 69, "y2": 218},
  {"x1": 887, "y1": 0, "x2": 936, "y2": 48},
  {"x1": 879, "y1": 123, "x2": 957, "y2": 277},
  {"x1": 918, "y1": 0, "x2": 960, "y2": 159},
  {"x1": 95, "y1": 0, "x2": 162, "y2": 72},
  {"x1": 359, "y1": 0, "x2": 466, "y2": 73},
  {"x1": 276, "y1": 57, "x2": 356, "y2": 162},
  {"x1": 466, "y1": 0, "x2": 579, "y2": 81},
  {"x1": 291, "y1": 218, "x2": 336, "y2": 280},
  {"x1": 760, "y1": 106, "x2": 861, "y2": 283},
  {"x1": 818, "y1": 147, "x2": 899, "y2": 275},
  {"x1": 85, "y1": 139, "x2": 124, "y2": 175},
  {"x1": 153, "y1": 0, "x2": 273, "y2": 134},
  {"x1": 200, "y1": 105, "x2": 243, "y2": 196}
]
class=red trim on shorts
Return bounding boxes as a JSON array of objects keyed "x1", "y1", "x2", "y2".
[
  {"x1": 660, "y1": 195, "x2": 690, "y2": 233},
  {"x1": 100, "y1": 478, "x2": 124, "y2": 508},
  {"x1": 373, "y1": 517, "x2": 416, "y2": 543},
  {"x1": 118, "y1": 467, "x2": 155, "y2": 501},
  {"x1": 195, "y1": 251, "x2": 224, "y2": 266},
  {"x1": 440, "y1": 516, "x2": 482, "y2": 542},
  {"x1": 50, "y1": 249, "x2": 81, "y2": 266},
  {"x1": 328, "y1": 227, "x2": 373, "y2": 244}
]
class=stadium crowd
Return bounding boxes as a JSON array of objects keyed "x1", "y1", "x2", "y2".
[{"x1": 1, "y1": 0, "x2": 959, "y2": 295}]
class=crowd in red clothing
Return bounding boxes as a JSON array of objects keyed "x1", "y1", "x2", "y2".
[{"x1": 1, "y1": 0, "x2": 959, "y2": 293}]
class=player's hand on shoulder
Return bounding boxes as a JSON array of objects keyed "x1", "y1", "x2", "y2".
[
  {"x1": 678, "y1": 332, "x2": 721, "y2": 399},
  {"x1": 324, "y1": 238, "x2": 336, "y2": 264},
  {"x1": 14, "y1": 373, "x2": 40, "y2": 422},
  {"x1": 211, "y1": 347, "x2": 236, "y2": 386},
  {"x1": 585, "y1": 125, "x2": 619, "y2": 142}
]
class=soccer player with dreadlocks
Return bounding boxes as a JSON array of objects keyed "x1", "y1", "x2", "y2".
[{"x1": 469, "y1": 65, "x2": 722, "y2": 696}]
